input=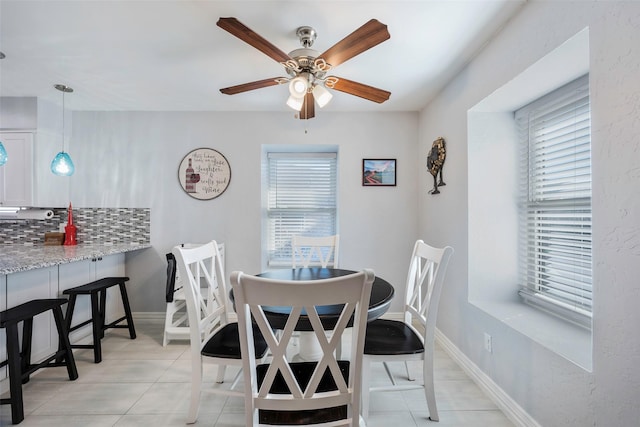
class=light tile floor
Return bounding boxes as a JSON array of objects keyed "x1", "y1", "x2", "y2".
[{"x1": 1, "y1": 321, "x2": 515, "y2": 426}]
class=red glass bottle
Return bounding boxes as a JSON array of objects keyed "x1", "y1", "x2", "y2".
[{"x1": 63, "y1": 203, "x2": 77, "y2": 246}]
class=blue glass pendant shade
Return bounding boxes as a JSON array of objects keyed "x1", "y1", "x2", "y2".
[
  {"x1": 51, "y1": 151, "x2": 75, "y2": 176},
  {"x1": 0, "y1": 141, "x2": 7, "y2": 166}
]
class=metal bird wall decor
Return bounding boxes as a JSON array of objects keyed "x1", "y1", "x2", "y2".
[{"x1": 427, "y1": 137, "x2": 446, "y2": 194}]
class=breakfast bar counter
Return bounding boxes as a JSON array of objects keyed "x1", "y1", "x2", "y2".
[
  {"x1": 1, "y1": 242, "x2": 151, "y2": 371},
  {"x1": 0, "y1": 243, "x2": 151, "y2": 275}
]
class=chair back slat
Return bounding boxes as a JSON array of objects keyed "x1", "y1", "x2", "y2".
[
  {"x1": 292, "y1": 234, "x2": 340, "y2": 268},
  {"x1": 232, "y1": 268, "x2": 374, "y2": 426}
]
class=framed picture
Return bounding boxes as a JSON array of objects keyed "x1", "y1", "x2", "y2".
[
  {"x1": 178, "y1": 148, "x2": 231, "y2": 200},
  {"x1": 362, "y1": 159, "x2": 396, "y2": 186}
]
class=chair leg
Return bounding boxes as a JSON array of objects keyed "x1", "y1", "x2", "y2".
[
  {"x1": 20, "y1": 318, "x2": 33, "y2": 384},
  {"x1": 99, "y1": 289, "x2": 107, "y2": 339},
  {"x1": 64, "y1": 295, "x2": 76, "y2": 334},
  {"x1": 5, "y1": 323, "x2": 25, "y2": 424},
  {"x1": 52, "y1": 304, "x2": 78, "y2": 381},
  {"x1": 90, "y1": 292, "x2": 103, "y2": 363},
  {"x1": 163, "y1": 301, "x2": 175, "y2": 347},
  {"x1": 361, "y1": 357, "x2": 371, "y2": 424},
  {"x1": 383, "y1": 361, "x2": 396, "y2": 385},
  {"x1": 118, "y1": 283, "x2": 137, "y2": 339},
  {"x1": 405, "y1": 361, "x2": 416, "y2": 381},
  {"x1": 423, "y1": 352, "x2": 438, "y2": 422},
  {"x1": 216, "y1": 364, "x2": 227, "y2": 383},
  {"x1": 56, "y1": 295, "x2": 77, "y2": 364},
  {"x1": 187, "y1": 353, "x2": 203, "y2": 424}
]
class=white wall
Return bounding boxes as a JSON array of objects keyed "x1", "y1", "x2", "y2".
[
  {"x1": 418, "y1": 1, "x2": 640, "y2": 426},
  {"x1": 68, "y1": 111, "x2": 419, "y2": 315}
]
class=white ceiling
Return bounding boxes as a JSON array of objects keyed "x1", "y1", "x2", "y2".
[{"x1": 0, "y1": 0, "x2": 525, "y2": 114}]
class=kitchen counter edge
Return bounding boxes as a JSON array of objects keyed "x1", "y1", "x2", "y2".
[{"x1": 0, "y1": 243, "x2": 152, "y2": 275}]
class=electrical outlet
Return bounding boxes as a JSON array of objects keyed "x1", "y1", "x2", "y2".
[{"x1": 484, "y1": 333, "x2": 492, "y2": 353}]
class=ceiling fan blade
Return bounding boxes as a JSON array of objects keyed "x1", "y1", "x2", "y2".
[
  {"x1": 217, "y1": 17, "x2": 292, "y2": 63},
  {"x1": 317, "y1": 19, "x2": 390, "y2": 68},
  {"x1": 220, "y1": 78, "x2": 283, "y2": 95},
  {"x1": 327, "y1": 76, "x2": 391, "y2": 103},
  {"x1": 299, "y1": 92, "x2": 315, "y2": 120}
]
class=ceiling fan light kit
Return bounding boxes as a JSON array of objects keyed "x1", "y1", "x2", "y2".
[
  {"x1": 288, "y1": 75, "x2": 309, "y2": 97},
  {"x1": 286, "y1": 94, "x2": 304, "y2": 111},
  {"x1": 312, "y1": 84, "x2": 332, "y2": 108},
  {"x1": 217, "y1": 17, "x2": 391, "y2": 119}
]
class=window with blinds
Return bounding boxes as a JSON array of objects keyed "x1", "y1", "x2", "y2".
[
  {"x1": 516, "y1": 75, "x2": 592, "y2": 328},
  {"x1": 267, "y1": 152, "x2": 337, "y2": 267}
]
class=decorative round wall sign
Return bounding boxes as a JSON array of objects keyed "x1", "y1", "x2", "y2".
[{"x1": 178, "y1": 148, "x2": 231, "y2": 200}]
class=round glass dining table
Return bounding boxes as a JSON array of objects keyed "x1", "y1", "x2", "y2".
[{"x1": 254, "y1": 267, "x2": 395, "y2": 331}]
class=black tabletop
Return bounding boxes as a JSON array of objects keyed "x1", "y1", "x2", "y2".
[{"x1": 234, "y1": 267, "x2": 395, "y2": 331}]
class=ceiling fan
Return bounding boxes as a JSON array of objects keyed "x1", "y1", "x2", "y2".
[{"x1": 217, "y1": 17, "x2": 391, "y2": 120}]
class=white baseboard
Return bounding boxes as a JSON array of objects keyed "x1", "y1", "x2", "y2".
[
  {"x1": 133, "y1": 312, "x2": 165, "y2": 323},
  {"x1": 435, "y1": 329, "x2": 541, "y2": 427}
]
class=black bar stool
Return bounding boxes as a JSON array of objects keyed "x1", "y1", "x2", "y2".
[
  {"x1": 63, "y1": 277, "x2": 136, "y2": 363},
  {"x1": 0, "y1": 298, "x2": 78, "y2": 425}
]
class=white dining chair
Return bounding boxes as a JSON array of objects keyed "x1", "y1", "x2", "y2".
[
  {"x1": 173, "y1": 241, "x2": 268, "y2": 424},
  {"x1": 292, "y1": 234, "x2": 340, "y2": 268},
  {"x1": 361, "y1": 240, "x2": 453, "y2": 423},
  {"x1": 231, "y1": 268, "x2": 374, "y2": 427}
]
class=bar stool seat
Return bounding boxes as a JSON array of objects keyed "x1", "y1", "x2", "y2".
[
  {"x1": 62, "y1": 277, "x2": 136, "y2": 363},
  {"x1": 1, "y1": 298, "x2": 78, "y2": 425}
]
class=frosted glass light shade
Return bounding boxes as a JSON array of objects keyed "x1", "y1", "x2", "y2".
[
  {"x1": 289, "y1": 76, "x2": 308, "y2": 98},
  {"x1": 312, "y1": 84, "x2": 333, "y2": 108},
  {"x1": 0, "y1": 141, "x2": 7, "y2": 166},
  {"x1": 51, "y1": 151, "x2": 75, "y2": 176},
  {"x1": 286, "y1": 95, "x2": 304, "y2": 111}
]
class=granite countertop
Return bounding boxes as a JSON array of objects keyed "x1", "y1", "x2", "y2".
[{"x1": 0, "y1": 243, "x2": 152, "y2": 275}]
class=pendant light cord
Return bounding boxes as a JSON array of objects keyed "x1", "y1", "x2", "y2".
[{"x1": 61, "y1": 89, "x2": 65, "y2": 152}]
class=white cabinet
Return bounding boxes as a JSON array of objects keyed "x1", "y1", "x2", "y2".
[
  {"x1": 1, "y1": 98, "x2": 71, "y2": 207},
  {"x1": 58, "y1": 254, "x2": 125, "y2": 343},
  {"x1": 0, "y1": 132, "x2": 33, "y2": 206},
  {"x1": 4, "y1": 267, "x2": 58, "y2": 364}
]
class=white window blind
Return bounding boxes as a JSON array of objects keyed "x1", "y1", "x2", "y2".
[
  {"x1": 267, "y1": 152, "x2": 337, "y2": 267},
  {"x1": 516, "y1": 75, "x2": 592, "y2": 328}
]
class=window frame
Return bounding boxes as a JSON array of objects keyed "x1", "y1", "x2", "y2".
[
  {"x1": 516, "y1": 74, "x2": 593, "y2": 329},
  {"x1": 265, "y1": 151, "x2": 338, "y2": 268}
]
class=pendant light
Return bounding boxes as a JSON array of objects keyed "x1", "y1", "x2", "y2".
[
  {"x1": 0, "y1": 141, "x2": 7, "y2": 166},
  {"x1": 51, "y1": 84, "x2": 75, "y2": 176}
]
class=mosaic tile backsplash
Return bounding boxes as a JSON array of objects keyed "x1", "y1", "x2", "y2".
[{"x1": 0, "y1": 208, "x2": 150, "y2": 246}]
